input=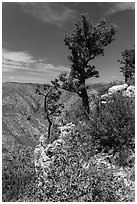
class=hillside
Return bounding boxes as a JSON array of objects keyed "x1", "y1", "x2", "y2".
[
  {"x1": 3, "y1": 81, "x2": 135, "y2": 202},
  {"x1": 2, "y1": 82, "x2": 102, "y2": 148},
  {"x1": 2, "y1": 81, "x2": 86, "y2": 200},
  {"x1": 3, "y1": 82, "x2": 46, "y2": 148}
]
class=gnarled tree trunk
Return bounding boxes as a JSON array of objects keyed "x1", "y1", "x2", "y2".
[
  {"x1": 44, "y1": 95, "x2": 52, "y2": 139},
  {"x1": 80, "y1": 81, "x2": 90, "y2": 114}
]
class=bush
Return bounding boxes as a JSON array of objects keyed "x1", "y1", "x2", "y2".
[
  {"x1": 64, "y1": 100, "x2": 89, "y2": 124},
  {"x1": 90, "y1": 93, "x2": 135, "y2": 163}
]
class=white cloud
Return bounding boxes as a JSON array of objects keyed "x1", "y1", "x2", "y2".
[
  {"x1": 2, "y1": 48, "x2": 68, "y2": 75},
  {"x1": 20, "y1": 2, "x2": 76, "y2": 27},
  {"x1": 2, "y1": 49, "x2": 37, "y2": 72},
  {"x1": 2, "y1": 48, "x2": 35, "y2": 63},
  {"x1": 103, "y1": 2, "x2": 135, "y2": 16}
]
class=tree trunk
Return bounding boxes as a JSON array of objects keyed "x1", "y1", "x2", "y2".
[
  {"x1": 125, "y1": 73, "x2": 129, "y2": 83},
  {"x1": 125, "y1": 76, "x2": 128, "y2": 83},
  {"x1": 80, "y1": 86, "x2": 90, "y2": 114},
  {"x1": 47, "y1": 121, "x2": 52, "y2": 139},
  {"x1": 44, "y1": 96, "x2": 52, "y2": 139}
]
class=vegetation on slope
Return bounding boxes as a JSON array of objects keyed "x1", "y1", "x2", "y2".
[
  {"x1": 2, "y1": 82, "x2": 46, "y2": 201},
  {"x1": 2, "y1": 81, "x2": 96, "y2": 201},
  {"x1": 33, "y1": 92, "x2": 134, "y2": 202},
  {"x1": 3, "y1": 83, "x2": 134, "y2": 202}
]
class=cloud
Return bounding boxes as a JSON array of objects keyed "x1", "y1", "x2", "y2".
[
  {"x1": 2, "y1": 48, "x2": 68, "y2": 75},
  {"x1": 20, "y1": 2, "x2": 76, "y2": 27},
  {"x1": 3, "y1": 49, "x2": 35, "y2": 63},
  {"x1": 102, "y1": 2, "x2": 135, "y2": 16},
  {"x1": 2, "y1": 49, "x2": 37, "y2": 72}
]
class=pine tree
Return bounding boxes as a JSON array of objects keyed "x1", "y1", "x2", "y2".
[
  {"x1": 36, "y1": 78, "x2": 64, "y2": 139},
  {"x1": 64, "y1": 14, "x2": 116, "y2": 113},
  {"x1": 118, "y1": 46, "x2": 135, "y2": 84}
]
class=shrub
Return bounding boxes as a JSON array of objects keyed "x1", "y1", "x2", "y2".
[
  {"x1": 90, "y1": 93, "x2": 135, "y2": 163},
  {"x1": 64, "y1": 99, "x2": 89, "y2": 124}
]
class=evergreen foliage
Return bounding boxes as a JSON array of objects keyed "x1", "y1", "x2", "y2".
[
  {"x1": 64, "y1": 14, "x2": 116, "y2": 113},
  {"x1": 36, "y1": 78, "x2": 64, "y2": 139},
  {"x1": 118, "y1": 46, "x2": 135, "y2": 84},
  {"x1": 90, "y1": 93, "x2": 135, "y2": 157}
]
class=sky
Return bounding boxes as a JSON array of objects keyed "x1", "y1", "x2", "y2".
[{"x1": 2, "y1": 1, "x2": 135, "y2": 84}]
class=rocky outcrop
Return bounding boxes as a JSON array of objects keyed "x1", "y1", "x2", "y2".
[
  {"x1": 122, "y1": 85, "x2": 135, "y2": 98},
  {"x1": 34, "y1": 122, "x2": 75, "y2": 189},
  {"x1": 108, "y1": 84, "x2": 128, "y2": 94},
  {"x1": 101, "y1": 84, "x2": 135, "y2": 104},
  {"x1": 34, "y1": 120, "x2": 135, "y2": 201}
]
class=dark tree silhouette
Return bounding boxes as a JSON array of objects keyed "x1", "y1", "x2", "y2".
[
  {"x1": 118, "y1": 46, "x2": 135, "y2": 84},
  {"x1": 64, "y1": 14, "x2": 116, "y2": 113},
  {"x1": 36, "y1": 79, "x2": 64, "y2": 139}
]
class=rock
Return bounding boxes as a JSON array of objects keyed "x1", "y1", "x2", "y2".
[
  {"x1": 101, "y1": 101, "x2": 107, "y2": 104},
  {"x1": 39, "y1": 133, "x2": 47, "y2": 146},
  {"x1": 108, "y1": 84, "x2": 128, "y2": 94},
  {"x1": 122, "y1": 86, "x2": 135, "y2": 98},
  {"x1": 101, "y1": 93, "x2": 109, "y2": 99},
  {"x1": 101, "y1": 84, "x2": 135, "y2": 104},
  {"x1": 100, "y1": 93, "x2": 114, "y2": 104},
  {"x1": 34, "y1": 122, "x2": 75, "y2": 187}
]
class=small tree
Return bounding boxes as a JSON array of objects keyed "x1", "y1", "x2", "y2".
[
  {"x1": 36, "y1": 78, "x2": 64, "y2": 139},
  {"x1": 64, "y1": 14, "x2": 117, "y2": 113},
  {"x1": 118, "y1": 46, "x2": 135, "y2": 84}
]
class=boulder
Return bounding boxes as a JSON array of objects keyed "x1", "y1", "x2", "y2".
[{"x1": 108, "y1": 84, "x2": 128, "y2": 94}]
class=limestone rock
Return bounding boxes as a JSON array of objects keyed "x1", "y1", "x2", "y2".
[
  {"x1": 34, "y1": 122, "x2": 75, "y2": 186},
  {"x1": 122, "y1": 86, "x2": 135, "y2": 98},
  {"x1": 100, "y1": 84, "x2": 135, "y2": 105},
  {"x1": 108, "y1": 84, "x2": 128, "y2": 94},
  {"x1": 101, "y1": 93, "x2": 110, "y2": 99}
]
